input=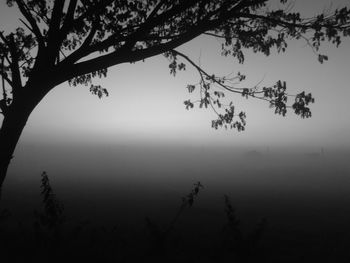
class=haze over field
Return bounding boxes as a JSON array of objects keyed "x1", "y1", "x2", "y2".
[{"x1": 1, "y1": 1, "x2": 350, "y2": 261}]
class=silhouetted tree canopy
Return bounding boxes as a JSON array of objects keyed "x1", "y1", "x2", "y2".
[{"x1": 0, "y1": 0, "x2": 349, "y2": 185}]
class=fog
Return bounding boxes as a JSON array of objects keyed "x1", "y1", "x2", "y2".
[
  {"x1": 1, "y1": 142, "x2": 349, "y2": 261},
  {"x1": 3, "y1": 143, "x2": 350, "y2": 226}
]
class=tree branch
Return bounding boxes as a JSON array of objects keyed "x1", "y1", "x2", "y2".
[
  {"x1": 60, "y1": 19, "x2": 100, "y2": 65},
  {"x1": 61, "y1": 27, "x2": 203, "y2": 80},
  {"x1": 0, "y1": 70, "x2": 13, "y2": 89},
  {"x1": 0, "y1": 31, "x2": 10, "y2": 47},
  {"x1": 7, "y1": 34, "x2": 22, "y2": 97},
  {"x1": 1, "y1": 57, "x2": 7, "y2": 98},
  {"x1": 65, "y1": 0, "x2": 115, "y2": 34},
  {"x1": 61, "y1": 0, "x2": 78, "y2": 34},
  {"x1": 15, "y1": 0, "x2": 45, "y2": 49},
  {"x1": 60, "y1": 0, "x2": 257, "y2": 80},
  {"x1": 235, "y1": 12, "x2": 348, "y2": 31},
  {"x1": 0, "y1": 57, "x2": 10, "y2": 116},
  {"x1": 147, "y1": 0, "x2": 167, "y2": 20},
  {"x1": 61, "y1": 0, "x2": 242, "y2": 68},
  {"x1": 19, "y1": 18, "x2": 36, "y2": 36},
  {"x1": 47, "y1": 0, "x2": 66, "y2": 65},
  {"x1": 172, "y1": 50, "x2": 243, "y2": 95},
  {"x1": 60, "y1": 0, "x2": 201, "y2": 66},
  {"x1": 173, "y1": 49, "x2": 291, "y2": 107}
]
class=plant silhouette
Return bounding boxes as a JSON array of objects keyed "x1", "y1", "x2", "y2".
[
  {"x1": 146, "y1": 181, "x2": 204, "y2": 254},
  {"x1": 33, "y1": 171, "x2": 66, "y2": 261},
  {"x1": 2, "y1": 172, "x2": 348, "y2": 262},
  {"x1": 222, "y1": 195, "x2": 267, "y2": 262}
]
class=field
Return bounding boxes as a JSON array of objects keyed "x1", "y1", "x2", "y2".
[{"x1": 1, "y1": 144, "x2": 350, "y2": 262}]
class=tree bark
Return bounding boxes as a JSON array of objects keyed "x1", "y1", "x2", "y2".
[
  {"x1": 0, "y1": 85, "x2": 48, "y2": 193},
  {"x1": 0, "y1": 105, "x2": 31, "y2": 188}
]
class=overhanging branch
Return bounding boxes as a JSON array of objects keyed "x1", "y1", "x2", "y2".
[
  {"x1": 60, "y1": 0, "x2": 250, "y2": 75},
  {"x1": 61, "y1": 24, "x2": 207, "y2": 80},
  {"x1": 172, "y1": 50, "x2": 243, "y2": 96},
  {"x1": 172, "y1": 48, "x2": 314, "y2": 126}
]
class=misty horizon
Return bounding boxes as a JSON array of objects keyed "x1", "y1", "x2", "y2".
[{"x1": 1, "y1": 0, "x2": 350, "y2": 262}]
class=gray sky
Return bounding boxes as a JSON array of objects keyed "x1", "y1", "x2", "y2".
[
  {"x1": 1, "y1": 0, "x2": 350, "y2": 152},
  {"x1": 1, "y1": 1, "x2": 350, "y2": 228}
]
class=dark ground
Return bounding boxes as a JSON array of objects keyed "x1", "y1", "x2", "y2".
[{"x1": 1, "y1": 146, "x2": 350, "y2": 262}]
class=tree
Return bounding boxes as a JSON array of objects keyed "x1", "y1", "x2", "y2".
[{"x1": 0, "y1": 0, "x2": 349, "y2": 189}]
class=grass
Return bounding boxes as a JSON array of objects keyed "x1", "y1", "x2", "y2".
[
  {"x1": 221, "y1": 195, "x2": 267, "y2": 262},
  {"x1": 145, "y1": 181, "x2": 204, "y2": 253},
  {"x1": 0, "y1": 172, "x2": 268, "y2": 263}
]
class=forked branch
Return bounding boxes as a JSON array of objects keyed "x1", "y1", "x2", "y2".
[{"x1": 172, "y1": 49, "x2": 314, "y2": 131}]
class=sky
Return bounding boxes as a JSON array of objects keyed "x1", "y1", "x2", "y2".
[
  {"x1": 0, "y1": 0, "x2": 349, "y2": 153},
  {"x1": 1, "y1": 3, "x2": 350, "y2": 260},
  {"x1": 0, "y1": 0, "x2": 350, "y2": 238}
]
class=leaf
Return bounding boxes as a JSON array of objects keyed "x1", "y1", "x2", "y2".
[
  {"x1": 318, "y1": 54, "x2": 328, "y2": 64},
  {"x1": 90, "y1": 85, "x2": 109, "y2": 99},
  {"x1": 184, "y1": 99, "x2": 194, "y2": 110},
  {"x1": 186, "y1": 84, "x2": 196, "y2": 93}
]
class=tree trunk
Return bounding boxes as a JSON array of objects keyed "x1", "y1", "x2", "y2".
[{"x1": 0, "y1": 87, "x2": 46, "y2": 193}]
